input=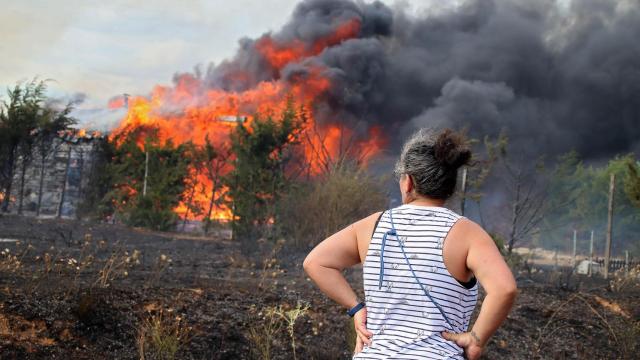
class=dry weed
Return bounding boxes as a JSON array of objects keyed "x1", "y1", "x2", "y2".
[
  {"x1": 94, "y1": 243, "x2": 140, "y2": 288},
  {"x1": 247, "y1": 305, "x2": 283, "y2": 360},
  {"x1": 273, "y1": 301, "x2": 309, "y2": 360},
  {"x1": 138, "y1": 308, "x2": 191, "y2": 360},
  {"x1": 609, "y1": 265, "x2": 640, "y2": 292}
]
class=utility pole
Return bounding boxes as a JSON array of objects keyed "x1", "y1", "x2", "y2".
[
  {"x1": 604, "y1": 173, "x2": 615, "y2": 279},
  {"x1": 142, "y1": 150, "x2": 149, "y2": 197},
  {"x1": 588, "y1": 230, "x2": 594, "y2": 276},
  {"x1": 460, "y1": 167, "x2": 468, "y2": 216}
]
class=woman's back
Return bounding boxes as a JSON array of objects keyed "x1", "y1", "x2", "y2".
[
  {"x1": 355, "y1": 204, "x2": 478, "y2": 359},
  {"x1": 304, "y1": 128, "x2": 516, "y2": 360}
]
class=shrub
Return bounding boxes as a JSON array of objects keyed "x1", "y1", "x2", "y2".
[
  {"x1": 137, "y1": 309, "x2": 190, "y2": 360},
  {"x1": 277, "y1": 161, "x2": 389, "y2": 249},
  {"x1": 247, "y1": 305, "x2": 282, "y2": 360},
  {"x1": 610, "y1": 265, "x2": 640, "y2": 293}
]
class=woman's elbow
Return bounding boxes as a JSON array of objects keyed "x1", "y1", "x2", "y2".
[
  {"x1": 502, "y1": 279, "x2": 518, "y2": 300},
  {"x1": 487, "y1": 277, "x2": 518, "y2": 300},
  {"x1": 303, "y1": 254, "x2": 315, "y2": 275}
]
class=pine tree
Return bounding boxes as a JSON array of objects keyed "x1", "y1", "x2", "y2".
[{"x1": 226, "y1": 101, "x2": 305, "y2": 242}]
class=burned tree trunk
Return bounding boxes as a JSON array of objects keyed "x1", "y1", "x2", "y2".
[
  {"x1": 508, "y1": 178, "x2": 521, "y2": 254},
  {"x1": 500, "y1": 147, "x2": 549, "y2": 255},
  {"x1": 57, "y1": 146, "x2": 72, "y2": 218},
  {"x1": 1, "y1": 149, "x2": 17, "y2": 212},
  {"x1": 181, "y1": 166, "x2": 202, "y2": 232},
  {"x1": 36, "y1": 154, "x2": 47, "y2": 216},
  {"x1": 17, "y1": 156, "x2": 28, "y2": 214}
]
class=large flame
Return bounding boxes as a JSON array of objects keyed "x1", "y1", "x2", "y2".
[{"x1": 109, "y1": 18, "x2": 385, "y2": 222}]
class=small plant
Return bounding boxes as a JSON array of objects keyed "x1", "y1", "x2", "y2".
[
  {"x1": 67, "y1": 234, "x2": 96, "y2": 293},
  {"x1": 0, "y1": 244, "x2": 29, "y2": 273},
  {"x1": 146, "y1": 253, "x2": 172, "y2": 288},
  {"x1": 138, "y1": 308, "x2": 190, "y2": 360},
  {"x1": 617, "y1": 319, "x2": 640, "y2": 358},
  {"x1": 610, "y1": 265, "x2": 640, "y2": 293},
  {"x1": 94, "y1": 243, "x2": 140, "y2": 288},
  {"x1": 257, "y1": 239, "x2": 285, "y2": 290},
  {"x1": 273, "y1": 301, "x2": 309, "y2": 360},
  {"x1": 247, "y1": 305, "x2": 283, "y2": 360}
]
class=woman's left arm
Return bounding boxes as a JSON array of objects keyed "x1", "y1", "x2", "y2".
[
  {"x1": 303, "y1": 223, "x2": 361, "y2": 310},
  {"x1": 303, "y1": 213, "x2": 380, "y2": 347}
]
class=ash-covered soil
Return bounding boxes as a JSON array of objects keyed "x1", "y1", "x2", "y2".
[{"x1": 0, "y1": 215, "x2": 638, "y2": 359}]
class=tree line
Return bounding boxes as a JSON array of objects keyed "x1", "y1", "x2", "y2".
[
  {"x1": 2, "y1": 80, "x2": 639, "y2": 255},
  {"x1": 463, "y1": 131, "x2": 640, "y2": 257}
]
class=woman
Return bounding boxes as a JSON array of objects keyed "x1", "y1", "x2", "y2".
[{"x1": 303, "y1": 128, "x2": 517, "y2": 359}]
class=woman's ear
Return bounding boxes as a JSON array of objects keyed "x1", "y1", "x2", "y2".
[{"x1": 406, "y1": 175, "x2": 415, "y2": 194}]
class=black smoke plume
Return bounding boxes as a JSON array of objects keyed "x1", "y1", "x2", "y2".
[{"x1": 201, "y1": 0, "x2": 640, "y2": 162}]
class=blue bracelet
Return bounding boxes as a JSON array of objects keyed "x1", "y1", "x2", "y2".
[{"x1": 347, "y1": 301, "x2": 366, "y2": 317}]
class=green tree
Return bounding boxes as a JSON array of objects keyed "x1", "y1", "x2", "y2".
[
  {"x1": 623, "y1": 157, "x2": 640, "y2": 209},
  {"x1": 0, "y1": 79, "x2": 75, "y2": 212},
  {"x1": 543, "y1": 153, "x2": 640, "y2": 256},
  {"x1": 102, "y1": 126, "x2": 192, "y2": 231},
  {"x1": 226, "y1": 101, "x2": 306, "y2": 242}
]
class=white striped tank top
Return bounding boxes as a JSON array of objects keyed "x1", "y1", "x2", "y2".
[{"x1": 353, "y1": 204, "x2": 479, "y2": 360}]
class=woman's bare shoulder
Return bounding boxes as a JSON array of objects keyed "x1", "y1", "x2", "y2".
[
  {"x1": 452, "y1": 217, "x2": 493, "y2": 244},
  {"x1": 353, "y1": 211, "x2": 384, "y2": 236}
]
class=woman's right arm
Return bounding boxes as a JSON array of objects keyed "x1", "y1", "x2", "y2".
[{"x1": 442, "y1": 220, "x2": 518, "y2": 359}]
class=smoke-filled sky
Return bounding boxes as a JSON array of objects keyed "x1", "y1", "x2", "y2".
[
  {"x1": 2, "y1": 0, "x2": 638, "y2": 162},
  {"x1": 0, "y1": 0, "x2": 454, "y2": 120}
]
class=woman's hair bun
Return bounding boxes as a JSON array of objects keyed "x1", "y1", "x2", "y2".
[{"x1": 433, "y1": 128, "x2": 471, "y2": 170}]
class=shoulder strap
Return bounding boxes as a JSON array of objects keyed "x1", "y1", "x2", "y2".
[{"x1": 378, "y1": 208, "x2": 457, "y2": 331}]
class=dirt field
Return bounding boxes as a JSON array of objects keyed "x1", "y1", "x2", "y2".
[{"x1": 0, "y1": 215, "x2": 638, "y2": 359}]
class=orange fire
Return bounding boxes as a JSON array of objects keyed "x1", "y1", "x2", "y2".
[
  {"x1": 109, "y1": 18, "x2": 385, "y2": 222},
  {"x1": 256, "y1": 18, "x2": 361, "y2": 70}
]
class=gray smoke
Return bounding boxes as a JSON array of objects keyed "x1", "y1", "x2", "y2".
[{"x1": 199, "y1": 0, "x2": 640, "y2": 161}]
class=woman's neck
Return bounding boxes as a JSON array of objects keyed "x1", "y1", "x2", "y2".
[{"x1": 405, "y1": 197, "x2": 445, "y2": 207}]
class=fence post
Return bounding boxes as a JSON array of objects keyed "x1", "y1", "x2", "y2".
[
  {"x1": 572, "y1": 229, "x2": 577, "y2": 270},
  {"x1": 588, "y1": 230, "x2": 594, "y2": 277},
  {"x1": 625, "y1": 250, "x2": 629, "y2": 274}
]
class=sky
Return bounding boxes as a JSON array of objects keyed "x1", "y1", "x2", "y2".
[{"x1": 0, "y1": 0, "x2": 464, "y2": 124}]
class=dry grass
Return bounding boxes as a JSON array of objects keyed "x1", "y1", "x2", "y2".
[
  {"x1": 145, "y1": 253, "x2": 172, "y2": 288},
  {"x1": 278, "y1": 162, "x2": 388, "y2": 249},
  {"x1": 273, "y1": 302, "x2": 309, "y2": 360},
  {"x1": 257, "y1": 239, "x2": 285, "y2": 291},
  {"x1": 247, "y1": 305, "x2": 283, "y2": 360},
  {"x1": 94, "y1": 243, "x2": 141, "y2": 288},
  {"x1": 609, "y1": 265, "x2": 640, "y2": 292},
  {"x1": 533, "y1": 292, "x2": 639, "y2": 359},
  {"x1": 246, "y1": 301, "x2": 309, "y2": 360},
  {"x1": 137, "y1": 308, "x2": 191, "y2": 360}
]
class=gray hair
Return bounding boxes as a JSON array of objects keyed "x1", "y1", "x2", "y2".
[{"x1": 395, "y1": 128, "x2": 471, "y2": 200}]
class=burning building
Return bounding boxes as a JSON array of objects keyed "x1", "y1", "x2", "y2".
[
  {"x1": 5, "y1": 130, "x2": 104, "y2": 218},
  {"x1": 99, "y1": 0, "x2": 640, "y2": 226},
  {"x1": 8, "y1": 0, "x2": 638, "y2": 229}
]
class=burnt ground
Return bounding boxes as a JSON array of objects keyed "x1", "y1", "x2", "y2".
[{"x1": 0, "y1": 215, "x2": 638, "y2": 360}]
